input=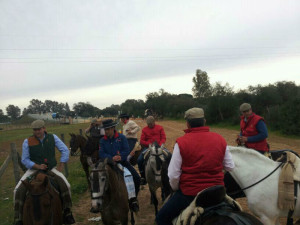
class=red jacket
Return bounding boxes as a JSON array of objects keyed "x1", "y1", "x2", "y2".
[
  {"x1": 240, "y1": 113, "x2": 268, "y2": 152},
  {"x1": 140, "y1": 124, "x2": 166, "y2": 147},
  {"x1": 177, "y1": 126, "x2": 226, "y2": 196}
]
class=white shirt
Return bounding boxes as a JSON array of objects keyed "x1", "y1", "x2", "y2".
[{"x1": 168, "y1": 143, "x2": 235, "y2": 191}]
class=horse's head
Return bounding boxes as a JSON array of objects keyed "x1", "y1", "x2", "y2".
[
  {"x1": 147, "y1": 142, "x2": 166, "y2": 183},
  {"x1": 22, "y1": 173, "x2": 60, "y2": 225},
  {"x1": 69, "y1": 133, "x2": 87, "y2": 156},
  {"x1": 88, "y1": 158, "x2": 110, "y2": 212}
]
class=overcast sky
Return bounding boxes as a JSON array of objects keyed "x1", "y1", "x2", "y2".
[{"x1": 0, "y1": 0, "x2": 299, "y2": 113}]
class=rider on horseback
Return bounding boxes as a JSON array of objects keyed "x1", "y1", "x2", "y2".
[
  {"x1": 237, "y1": 103, "x2": 269, "y2": 154},
  {"x1": 156, "y1": 108, "x2": 235, "y2": 225},
  {"x1": 99, "y1": 119, "x2": 141, "y2": 212},
  {"x1": 85, "y1": 118, "x2": 105, "y2": 139},
  {"x1": 13, "y1": 120, "x2": 75, "y2": 225},
  {"x1": 119, "y1": 113, "x2": 141, "y2": 161},
  {"x1": 137, "y1": 116, "x2": 167, "y2": 185}
]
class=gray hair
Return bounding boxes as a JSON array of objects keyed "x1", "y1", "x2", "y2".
[{"x1": 146, "y1": 116, "x2": 155, "y2": 125}]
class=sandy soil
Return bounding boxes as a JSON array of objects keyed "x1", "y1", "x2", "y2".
[{"x1": 71, "y1": 119, "x2": 300, "y2": 225}]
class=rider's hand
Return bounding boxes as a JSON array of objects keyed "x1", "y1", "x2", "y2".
[
  {"x1": 39, "y1": 164, "x2": 48, "y2": 170},
  {"x1": 129, "y1": 151, "x2": 135, "y2": 157},
  {"x1": 113, "y1": 155, "x2": 121, "y2": 162}
]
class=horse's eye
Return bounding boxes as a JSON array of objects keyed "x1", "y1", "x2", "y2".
[{"x1": 101, "y1": 178, "x2": 106, "y2": 182}]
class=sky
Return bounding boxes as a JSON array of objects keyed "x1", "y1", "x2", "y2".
[{"x1": 0, "y1": 0, "x2": 299, "y2": 113}]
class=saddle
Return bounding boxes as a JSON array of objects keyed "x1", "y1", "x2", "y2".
[{"x1": 174, "y1": 185, "x2": 243, "y2": 225}]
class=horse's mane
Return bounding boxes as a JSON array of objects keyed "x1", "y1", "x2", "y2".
[
  {"x1": 97, "y1": 158, "x2": 123, "y2": 176},
  {"x1": 228, "y1": 146, "x2": 276, "y2": 166}
]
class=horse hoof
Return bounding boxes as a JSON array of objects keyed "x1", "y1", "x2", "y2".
[{"x1": 90, "y1": 207, "x2": 100, "y2": 213}]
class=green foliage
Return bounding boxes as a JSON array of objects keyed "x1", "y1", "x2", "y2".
[
  {"x1": 192, "y1": 69, "x2": 212, "y2": 98},
  {"x1": 6, "y1": 105, "x2": 20, "y2": 120}
]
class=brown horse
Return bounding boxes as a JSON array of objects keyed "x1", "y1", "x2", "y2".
[
  {"x1": 69, "y1": 133, "x2": 99, "y2": 189},
  {"x1": 22, "y1": 172, "x2": 62, "y2": 225},
  {"x1": 89, "y1": 158, "x2": 133, "y2": 225}
]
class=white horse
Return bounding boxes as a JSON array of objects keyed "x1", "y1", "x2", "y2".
[{"x1": 228, "y1": 146, "x2": 300, "y2": 225}]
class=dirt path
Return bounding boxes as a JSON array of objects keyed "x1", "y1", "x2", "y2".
[{"x1": 72, "y1": 119, "x2": 300, "y2": 225}]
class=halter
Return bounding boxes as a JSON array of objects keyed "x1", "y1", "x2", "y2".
[
  {"x1": 149, "y1": 152, "x2": 164, "y2": 176},
  {"x1": 30, "y1": 188, "x2": 54, "y2": 224}
]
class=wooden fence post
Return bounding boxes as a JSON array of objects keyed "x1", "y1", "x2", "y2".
[
  {"x1": 60, "y1": 133, "x2": 69, "y2": 178},
  {"x1": 0, "y1": 153, "x2": 11, "y2": 179},
  {"x1": 11, "y1": 143, "x2": 20, "y2": 184},
  {"x1": 79, "y1": 129, "x2": 82, "y2": 135}
]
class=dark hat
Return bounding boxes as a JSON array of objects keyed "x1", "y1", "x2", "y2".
[
  {"x1": 119, "y1": 113, "x2": 130, "y2": 119},
  {"x1": 102, "y1": 119, "x2": 118, "y2": 129},
  {"x1": 31, "y1": 120, "x2": 45, "y2": 129}
]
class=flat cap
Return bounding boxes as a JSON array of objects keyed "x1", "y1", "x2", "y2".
[
  {"x1": 31, "y1": 120, "x2": 45, "y2": 129},
  {"x1": 240, "y1": 103, "x2": 251, "y2": 112},
  {"x1": 184, "y1": 107, "x2": 204, "y2": 119}
]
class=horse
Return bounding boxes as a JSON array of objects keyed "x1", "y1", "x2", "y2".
[
  {"x1": 22, "y1": 172, "x2": 63, "y2": 225},
  {"x1": 227, "y1": 146, "x2": 300, "y2": 225},
  {"x1": 173, "y1": 185, "x2": 263, "y2": 225},
  {"x1": 145, "y1": 142, "x2": 172, "y2": 215},
  {"x1": 89, "y1": 158, "x2": 134, "y2": 225},
  {"x1": 69, "y1": 133, "x2": 99, "y2": 189}
]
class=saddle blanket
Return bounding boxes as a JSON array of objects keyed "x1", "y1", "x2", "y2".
[{"x1": 123, "y1": 167, "x2": 136, "y2": 199}]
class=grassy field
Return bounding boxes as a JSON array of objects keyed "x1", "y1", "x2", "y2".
[{"x1": 0, "y1": 122, "x2": 93, "y2": 225}]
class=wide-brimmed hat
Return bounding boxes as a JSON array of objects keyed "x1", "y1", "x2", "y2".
[
  {"x1": 91, "y1": 118, "x2": 97, "y2": 124},
  {"x1": 31, "y1": 120, "x2": 45, "y2": 129},
  {"x1": 119, "y1": 113, "x2": 130, "y2": 119},
  {"x1": 102, "y1": 119, "x2": 118, "y2": 129}
]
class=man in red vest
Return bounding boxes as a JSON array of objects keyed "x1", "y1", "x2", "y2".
[
  {"x1": 156, "y1": 108, "x2": 235, "y2": 225},
  {"x1": 237, "y1": 103, "x2": 269, "y2": 153}
]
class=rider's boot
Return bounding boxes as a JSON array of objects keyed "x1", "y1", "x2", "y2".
[
  {"x1": 63, "y1": 208, "x2": 76, "y2": 224},
  {"x1": 140, "y1": 171, "x2": 147, "y2": 185},
  {"x1": 129, "y1": 197, "x2": 139, "y2": 212}
]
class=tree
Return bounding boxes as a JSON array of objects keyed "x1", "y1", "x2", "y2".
[
  {"x1": 73, "y1": 102, "x2": 101, "y2": 117},
  {"x1": 6, "y1": 105, "x2": 21, "y2": 120},
  {"x1": 192, "y1": 69, "x2": 212, "y2": 98}
]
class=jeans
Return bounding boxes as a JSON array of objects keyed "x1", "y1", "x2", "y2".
[
  {"x1": 137, "y1": 148, "x2": 148, "y2": 177},
  {"x1": 155, "y1": 190, "x2": 195, "y2": 225},
  {"x1": 127, "y1": 138, "x2": 137, "y2": 152},
  {"x1": 120, "y1": 161, "x2": 141, "y2": 195}
]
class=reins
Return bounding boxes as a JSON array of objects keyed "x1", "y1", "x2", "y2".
[{"x1": 227, "y1": 161, "x2": 284, "y2": 196}]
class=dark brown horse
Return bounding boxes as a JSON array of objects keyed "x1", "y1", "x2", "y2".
[
  {"x1": 69, "y1": 133, "x2": 99, "y2": 189},
  {"x1": 89, "y1": 158, "x2": 133, "y2": 225},
  {"x1": 22, "y1": 172, "x2": 63, "y2": 225}
]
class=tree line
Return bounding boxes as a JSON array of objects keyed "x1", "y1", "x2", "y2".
[{"x1": 1, "y1": 69, "x2": 299, "y2": 135}]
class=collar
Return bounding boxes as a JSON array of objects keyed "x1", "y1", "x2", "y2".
[
  {"x1": 103, "y1": 131, "x2": 119, "y2": 140},
  {"x1": 184, "y1": 126, "x2": 210, "y2": 133}
]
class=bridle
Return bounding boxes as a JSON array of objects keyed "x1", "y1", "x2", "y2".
[
  {"x1": 149, "y1": 151, "x2": 164, "y2": 177},
  {"x1": 30, "y1": 188, "x2": 54, "y2": 225},
  {"x1": 227, "y1": 161, "x2": 284, "y2": 196}
]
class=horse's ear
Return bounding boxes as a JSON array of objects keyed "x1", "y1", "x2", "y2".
[{"x1": 69, "y1": 133, "x2": 74, "y2": 137}]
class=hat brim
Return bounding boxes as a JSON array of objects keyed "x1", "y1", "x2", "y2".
[{"x1": 102, "y1": 122, "x2": 118, "y2": 129}]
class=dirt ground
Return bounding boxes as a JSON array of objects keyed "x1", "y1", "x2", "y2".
[{"x1": 72, "y1": 119, "x2": 300, "y2": 225}]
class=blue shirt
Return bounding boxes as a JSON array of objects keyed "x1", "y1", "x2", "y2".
[
  {"x1": 99, "y1": 131, "x2": 130, "y2": 161},
  {"x1": 240, "y1": 120, "x2": 268, "y2": 143},
  {"x1": 21, "y1": 134, "x2": 69, "y2": 169}
]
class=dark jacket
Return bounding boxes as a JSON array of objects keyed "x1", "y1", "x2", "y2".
[{"x1": 99, "y1": 131, "x2": 130, "y2": 161}]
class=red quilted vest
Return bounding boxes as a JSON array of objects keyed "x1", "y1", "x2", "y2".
[
  {"x1": 240, "y1": 113, "x2": 268, "y2": 152},
  {"x1": 176, "y1": 126, "x2": 227, "y2": 196}
]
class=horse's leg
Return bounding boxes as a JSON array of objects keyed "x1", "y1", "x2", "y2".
[
  {"x1": 129, "y1": 211, "x2": 135, "y2": 225},
  {"x1": 80, "y1": 156, "x2": 91, "y2": 189},
  {"x1": 151, "y1": 189, "x2": 158, "y2": 215}
]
